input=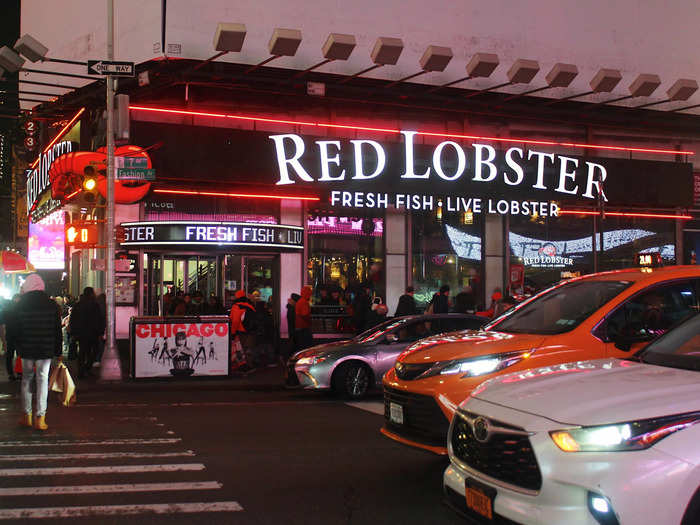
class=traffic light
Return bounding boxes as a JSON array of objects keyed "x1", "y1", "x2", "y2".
[
  {"x1": 82, "y1": 166, "x2": 100, "y2": 203},
  {"x1": 65, "y1": 223, "x2": 98, "y2": 247}
]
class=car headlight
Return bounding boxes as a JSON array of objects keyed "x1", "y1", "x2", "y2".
[
  {"x1": 550, "y1": 413, "x2": 700, "y2": 452},
  {"x1": 296, "y1": 355, "x2": 327, "y2": 366},
  {"x1": 421, "y1": 350, "x2": 532, "y2": 379}
]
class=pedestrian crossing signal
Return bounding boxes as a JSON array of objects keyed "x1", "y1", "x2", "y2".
[{"x1": 66, "y1": 224, "x2": 98, "y2": 247}]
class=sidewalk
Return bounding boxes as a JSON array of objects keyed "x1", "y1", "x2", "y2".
[{"x1": 1, "y1": 348, "x2": 289, "y2": 395}]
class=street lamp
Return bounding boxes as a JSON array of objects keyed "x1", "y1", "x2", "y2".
[
  {"x1": 338, "y1": 36, "x2": 403, "y2": 84},
  {"x1": 464, "y1": 58, "x2": 540, "y2": 99},
  {"x1": 384, "y1": 45, "x2": 453, "y2": 88},
  {"x1": 427, "y1": 52, "x2": 499, "y2": 93}
]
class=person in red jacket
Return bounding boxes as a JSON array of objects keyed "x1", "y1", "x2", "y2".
[
  {"x1": 229, "y1": 290, "x2": 256, "y2": 368},
  {"x1": 294, "y1": 285, "x2": 313, "y2": 351}
]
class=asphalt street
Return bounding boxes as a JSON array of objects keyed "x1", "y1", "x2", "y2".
[{"x1": 0, "y1": 370, "x2": 465, "y2": 525}]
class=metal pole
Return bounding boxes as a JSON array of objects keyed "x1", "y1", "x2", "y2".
[{"x1": 101, "y1": 0, "x2": 121, "y2": 380}]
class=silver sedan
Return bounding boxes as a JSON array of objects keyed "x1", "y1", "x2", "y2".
[{"x1": 288, "y1": 314, "x2": 486, "y2": 399}]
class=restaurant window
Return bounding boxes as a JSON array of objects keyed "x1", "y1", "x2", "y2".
[
  {"x1": 307, "y1": 215, "x2": 385, "y2": 303},
  {"x1": 412, "y1": 210, "x2": 483, "y2": 310},
  {"x1": 597, "y1": 217, "x2": 676, "y2": 270},
  {"x1": 509, "y1": 213, "x2": 593, "y2": 293}
]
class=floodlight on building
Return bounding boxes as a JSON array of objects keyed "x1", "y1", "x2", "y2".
[
  {"x1": 464, "y1": 58, "x2": 539, "y2": 99},
  {"x1": 427, "y1": 52, "x2": 499, "y2": 93},
  {"x1": 636, "y1": 78, "x2": 698, "y2": 109},
  {"x1": 502, "y1": 62, "x2": 579, "y2": 102},
  {"x1": 292, "y1": 33, "x2": 356, "y2": 79},
  {"x1": 213, "y1": 23, "x2": 247, "y2": 53},
  {"x1": 544, "y1": 68, "x2": 622, "y2": 105},
  {"x1": 14, "y1": 34, "x2": 48, "y2": 62},
  {"x1": 0, "y1": 46, "x2": 25, "y2": 73},
  {"x1": 384, "y1": 45, "x2": 453, "y2": 88},
  {"x1": 338, "y1": 36, "x2": 403, "y2": 84},
  {"x1": 243, "y1": 27, "x2": 302, "y2": 74},
  {"x1": 588, "y1": 73, "x2": 661, "y2": 107}
]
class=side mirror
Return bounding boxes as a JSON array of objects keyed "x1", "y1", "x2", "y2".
[{"x1": 386, "y1": 333, "x2": 399, "y2": 343}]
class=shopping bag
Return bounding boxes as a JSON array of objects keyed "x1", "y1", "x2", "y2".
[
  {"x1": 14, "y1": 356, "x2": 22, "y2": 375},
  {"x1": 49, "y1": 364, "x2": 61, "y2": 392},
  {"x1": 50, "y1": 363, "x2": 77, "y2": 406}
]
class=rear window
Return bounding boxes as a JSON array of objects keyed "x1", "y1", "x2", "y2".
[{"x1": 491, "y1": 280, "x2": 631, "y2": 335}]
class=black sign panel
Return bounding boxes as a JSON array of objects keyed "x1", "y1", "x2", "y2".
[
  {"x1": 132, "y1": 122, "x2": 694, "y2": 208},
  {"x1": 120, "y1": 221, "x2": 304, "y2": 250}
]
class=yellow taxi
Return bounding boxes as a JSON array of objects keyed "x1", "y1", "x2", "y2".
[{"x1": 382, "y1": 266, "x2": 700, "y2": 454}]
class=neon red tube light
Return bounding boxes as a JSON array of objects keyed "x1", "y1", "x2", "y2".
[
  {"x1": 559, "y1": 210, "x2": 692, "y2": 220},
  {"x1": 129, "y1": 105, "x2": 694, "y2": 156},
  {"x1": 65, "y1": 189, "x2": 81, "y2": 200},
  {"x1": 30, "y1": 107, "x2": 85, "y2": 169},
  {"x1": 154, "y1": 189, "x2": 320, "y2": 201}
]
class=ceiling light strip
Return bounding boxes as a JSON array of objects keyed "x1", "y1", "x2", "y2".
[
  {"x1": 559, "y1": 210, "x2": 692, "y2": 220},
  {"x1": 153, "y1": 189, "x2": 319, "y2": 201},
  {"x1": 129, "y1": 105, "x2": 694, "y2": 156}
]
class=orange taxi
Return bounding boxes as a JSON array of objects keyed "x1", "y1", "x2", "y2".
[{"x1": 382, "y1": 265, "x2": 700, "y2": 454}]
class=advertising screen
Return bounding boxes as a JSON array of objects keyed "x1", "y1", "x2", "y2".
[{"x1": 28, "y1": 211, "x2": 65, "y2": 270}]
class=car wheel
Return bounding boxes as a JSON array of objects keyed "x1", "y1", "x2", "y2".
[
  {"x1": 681, "y1": 486, "x2": 700, "y2": 525},
  {"x1": 333, "y1": 362, "x2": 372, "y2": 399}
]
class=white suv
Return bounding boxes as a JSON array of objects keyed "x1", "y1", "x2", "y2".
[{"x1": 444, "y1": 313, "x2": 700, "y2": 525}]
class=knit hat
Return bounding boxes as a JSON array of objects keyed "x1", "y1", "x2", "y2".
[
  {"x1": 235, "y1": 290, "x2": 246, "y2": 299},
  {"x1": 20, "y1": 273, "x2": 45, "y2": 294}
]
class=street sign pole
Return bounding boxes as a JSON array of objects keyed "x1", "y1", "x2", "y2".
[{"x1": 100, "y1": 0, "x2": 121, "y2": 381}]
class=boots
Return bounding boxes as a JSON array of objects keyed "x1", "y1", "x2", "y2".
[
  {"x1": 33, "y1": 415, "x2": 48, "y2": 431},
  {"x1": 18, "y1": 413, "x2": 32, "y2": 427}
]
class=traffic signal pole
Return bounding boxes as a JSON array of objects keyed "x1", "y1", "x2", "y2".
[{"x1": 100, "y1": 0, "x2": 121, "y2": 381}]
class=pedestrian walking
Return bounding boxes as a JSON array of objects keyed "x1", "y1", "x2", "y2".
[
  {"x1": 229, "y1": 290, "x2": 257, "y2": 369},
  {"x1": 6, "y1": 274, "x2": 62, "y2": 431},
  {"x1": 394, "y1": 286, "x2": 418, "y2": 317},
  {"x1": 454, "y1": 285, "x2": 476, "y2": 314},
  {"x1": 94, "y1": 293, "x2": 107, "y2": 365},
  {"x1": 285, "y1": 293, "x2": 300, "y2": 359},
  {"x1": 2, "y1": 295, "x2": 20, "y2": 381},
  {"x1": 294, "y1": 285, "x2": 313, "y2": 351},
  {"x1": 69, "y1": 287, "x2": 106, "y2": 378}
]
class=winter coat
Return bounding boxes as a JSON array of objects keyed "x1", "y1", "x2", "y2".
[
  {"x1": 6, "y1": 290, "x2": 62, "y2": 360},
  {"x1": 295, "y1": 287, "x2": 313, "y2": 331},
  {"x1": 229, "y1": 296, "x2": 256, "y2": 334},
  {"x1": 394, "y1": 294, "x2": 417, "y2": 317},
  {"x1": 430, "y1": 293, "x2": 450, "y2": 314},
  {"x1": 69, "y1": 295, "x2": 106, "y2": 339}
]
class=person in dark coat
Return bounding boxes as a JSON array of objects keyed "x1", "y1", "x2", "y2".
[
  {"x1": 69, "y1": 287, "x2": 106, "y2": 378},
  {"x1": 351, "y1": 286, "x2": 372, "y2": 333},
  {"x1": 454, "y1": 286, "x2": 476, "y2": 314},
  {"x1": 394, "y1": 286, "x2": 418, "y2": 317},
  {"x1": 285, "y1": 293, "x2": 300, "y2": 358},
  {"x1": 6, "y1": 274, "x2": 62, "y2": 431},
  {"x1": 430, "y1": 284, "x2": 451, "y2": 314}
]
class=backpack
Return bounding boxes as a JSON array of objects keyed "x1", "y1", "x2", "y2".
[{"x1": 241, "y1": 306, "x2": 258, "y2": 333}]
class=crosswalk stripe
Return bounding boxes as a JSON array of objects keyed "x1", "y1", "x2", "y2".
[
  {"x1": 0, "y1": 438, "x2": 181, "y2": 447},
  {"x1": 0, "y1": 450, "x2": 195, "y2": 461},
  {"x1": 345, "y1": 400, "x2": 385, "y2": 415},
  {"x1": 0, "y1": 501, "x2": 244, "y2": 519},
  {"x1": 0, "y1": 463, "x2": 206, "y2": 477},
  {"x1": 0, "y1": 481, "x2": 222, "y2": 496}
]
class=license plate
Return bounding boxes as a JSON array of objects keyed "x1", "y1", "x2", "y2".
[
  {"x1": 465, "y1": 479, "x2": 495, "y2": 520},
  {"x1": 389, "y1": 402, "x2": 404, "y2": 424}
]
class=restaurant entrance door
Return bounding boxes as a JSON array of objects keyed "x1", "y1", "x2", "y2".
[{"x1": 145, "y1": 254, "x2": 220, "y2": 315}]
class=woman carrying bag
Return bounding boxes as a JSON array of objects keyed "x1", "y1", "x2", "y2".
[{"x1": 6, "y1": 274, "x2": 63, "y2": 431}]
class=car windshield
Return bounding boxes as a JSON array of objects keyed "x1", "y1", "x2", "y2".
[
  {"x1": 636, "y1": 313, "x2": 700, "y2": 372},
  {"x1": 354, "y1": 318, "x2": 408, "y2": 344},
  {"x1": 489, "y1": 279, "x2": 631, "y2": 335}
]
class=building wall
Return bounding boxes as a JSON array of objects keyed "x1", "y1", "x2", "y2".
[{"x1": 21, "y1": 0, "x2": 700, "y2": 115}]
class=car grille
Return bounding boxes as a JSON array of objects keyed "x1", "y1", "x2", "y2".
[
  {"x1": 450, "y1": 412, "x2": 542, "y2": 492},
  {"x1": 383, "y1": 386, "x2": 449, "y2": 447},
  {"x1": 394, "y1": 362, "x2": 433, "y2": 380},
  {"x1": 444, "y1": 486, "x2": 522, "y2": 524}
]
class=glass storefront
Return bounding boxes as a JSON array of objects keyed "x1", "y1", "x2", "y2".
[
  {"x1": 597, "y1": 216, "x2": 676, "y2": 269},
  {"x1": 307, "y1": 216, "x2": 385, "y2": 304},
  {"x1": 411, "y1": 210, "x2": 483, "y2": 309}
]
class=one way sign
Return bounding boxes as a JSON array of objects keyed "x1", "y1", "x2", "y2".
[{"x1": 87, "y1": 60, "x2": 135, "y2": 77}]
